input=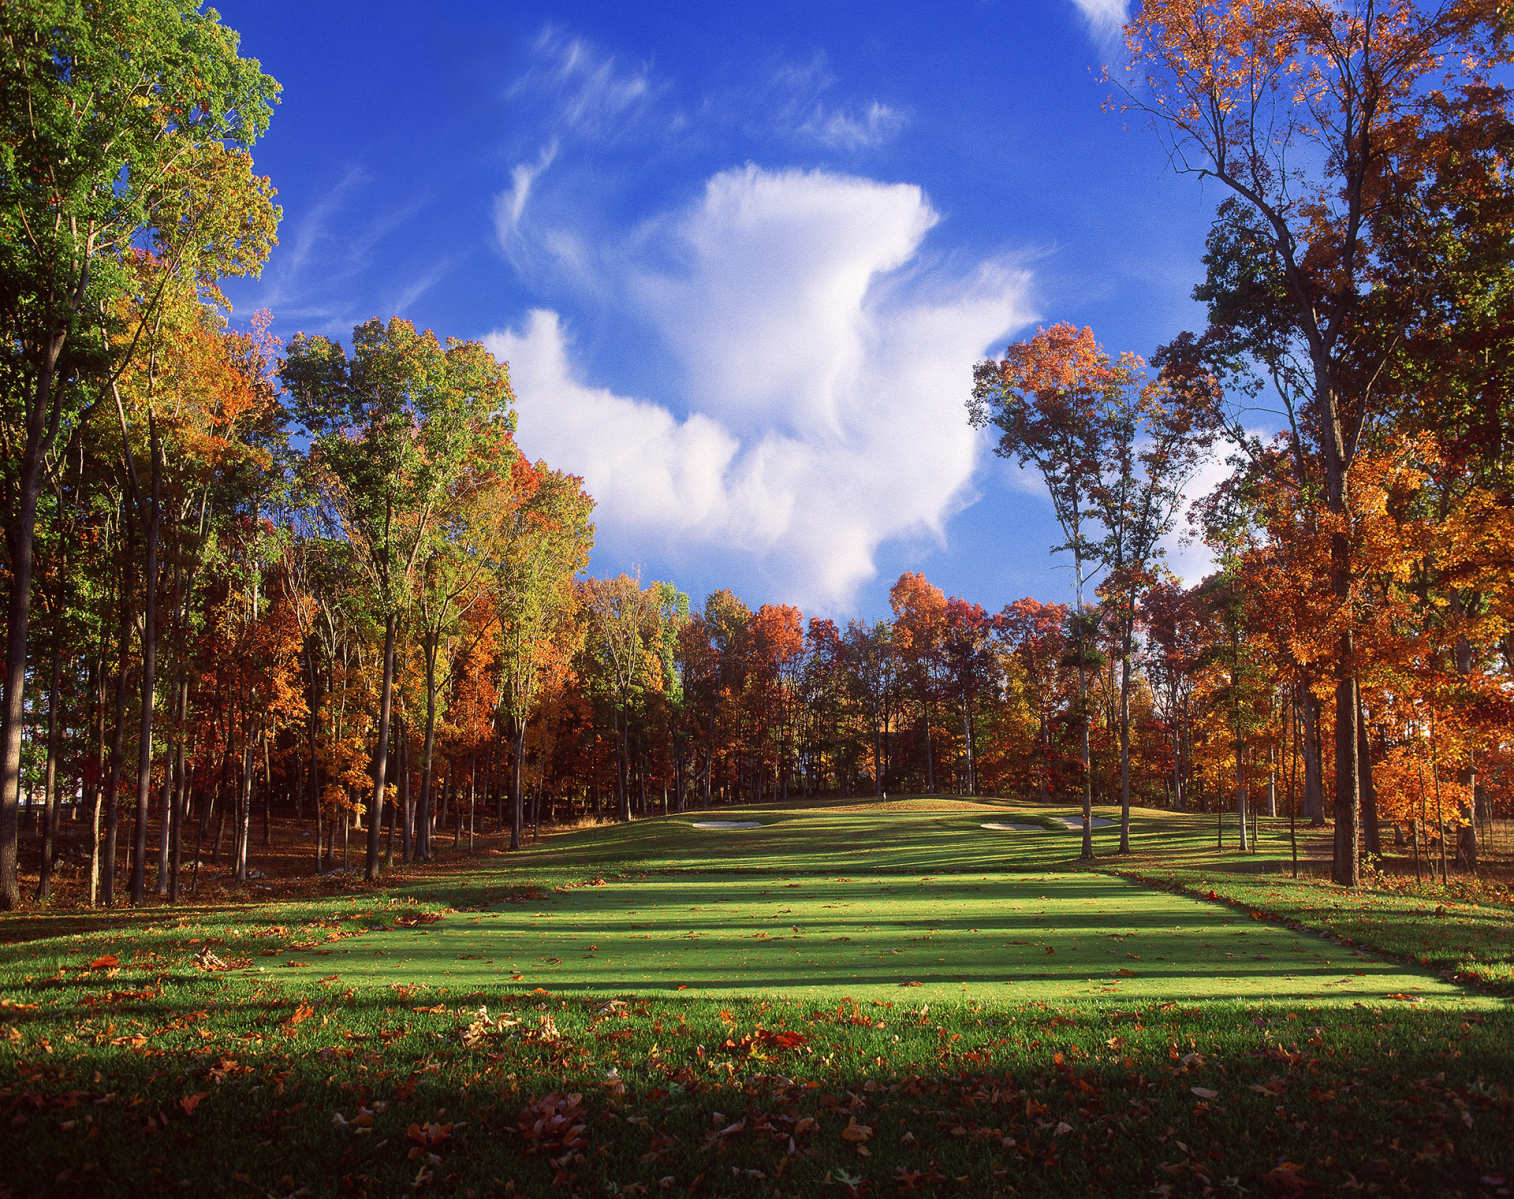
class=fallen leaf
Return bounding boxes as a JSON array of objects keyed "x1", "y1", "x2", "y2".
[{"x1": 179, "y1": 1091, "x2": 210, "y2": 1117}]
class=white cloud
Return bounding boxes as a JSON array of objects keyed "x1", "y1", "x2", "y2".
[
  {"x1": 756, "y1": 54, "x2": 908, "y2": 151},
  {"x1": 1157, "y1": 435, "x2": 1247, "y2": 587},
  {"x1": 515, "y1": 25, "x2": 655, "y2": 137},
  {"x1": 486, "y1": 166, "x2": 1033, "y2": 608},
  {"x1": 1067, "y1": 0, "x2": 1130, "y2": 46},
  {"x1": 798, "y1": 100, "x2": 908, "y2": 151},
  {"x1": 494, "y1": 141, "x2": 559, "y2": 246}
]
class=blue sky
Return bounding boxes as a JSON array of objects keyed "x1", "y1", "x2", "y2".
[{"x1": 217, "y1": 0, "x2": 1228, "y2": 620}]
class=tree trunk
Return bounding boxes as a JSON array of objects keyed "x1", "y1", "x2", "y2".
[
  {"x1": 1118, "y1": 639, "x2": 1132, "y2": 854},
  {"x1": 615, "y1": 708, "x2": 631, "y2": 822},
  {"x1": 102, "y1": 575, "x2": 133, "y2": 907},
  {"x1": 129, "y1": 448, "x2": 162, "y2": 906},
  {"x1": 1356, "y1": 692, "x2": 1380, "y2": 857},
  {"x1": 1078, "y1": 666, "x2": 1094, "y2": 862},
  {"x1": 510, "y1": 716, "x2": 526, "y2": 850},
  {"x1": 1301, "y1": 692, "x2": 1325, "y2": 827},
  {"x1": 0, "y1": 344, "x2": 57, "y2": 910},
  {"x1": 35, "y1": 612, "x2": 64, "y2": 902},
  {"x1": 366, "y1": 610, "x2": 398, "y2": 881}
]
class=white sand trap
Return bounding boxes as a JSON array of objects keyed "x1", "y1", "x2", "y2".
[
  {"x1": 691, "y1": 820, "x2": 762, "y2": 830},
  {"x1": 979, "y1": 816, "x2": 1117, "y2": 833},
  {"x1": 1048, "y1": 815, "x2": 1116, "y2": 829}
]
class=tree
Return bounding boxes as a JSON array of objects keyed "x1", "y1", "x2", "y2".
[
  {"x1": 971, "y1": 324, "x2": 1114, "y2": 859},
  {"x1": 283, "y1": 318, "x2": 513, "y2": 881},
  {"x1": 1121, "y1": 0, "x2": 1512, "y2": 884},
  {"x1": 0, "y1": 0, "x2": 279, "y2": 908},
  {"x1": 996, "y1": 598, "x2": 1070, "y2": 804},
  {"x1": 1087, "y1": 334, "x2": 1220, "y2": 852},
  {"x1": 889, "y1": 572, "x2": 948, "y2": 793},
  {"x1": 494, "y1": 462, "x2": 593, "y2": 849},
  {"x1": 582, "y1": 574, "x2": 663, "y2": 822}
]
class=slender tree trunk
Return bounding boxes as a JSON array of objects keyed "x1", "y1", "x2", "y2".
[
  {"x1": 510, "y1": 716, "x2": 526, "y2": 850},
  {"x1": 615, "y1": 708, "x2": 631, "y2": 822},
  {"x1": 1327, "y1": 495, "x2": 1360, "y2": 884},
  {"x1": 86, "y1": 648, "x2": 107, "y2": 906},
  {"x1": 1078, "y1": 663, "x2": 1093, "y2": 861},
  {"x1": 0, "y1": 348, "x2": 56, "y2": 910},
  {"x1": 35, "y1": 611, "x2": 64, "y2": 902},
  {"x1": 1301, "y1": 692, "x2": 1325, "y2": 827},
  {"x1": 129, "y1": 448, "x2": 162, "y2": 906},
  {"x1": 922, "y1": 698, "x2": 935, "y2": 793},
  {"x1": 367, "y1": 610, "x2": 397, "y2": 881},
  {"x1": 400, "y1": 722, "x2": 413, "y2": 863},
  {"x1": 1118, "y1": 633, "x2": 1132, "y2": 854},
  {"x1": 1357, "y1": 692, "x2": 1380, "y2": 857},
  {"x1": 235, "y1": 735, "x2": 253, "y2": 883},
  {"x1": 102, "y1": 570, "x2": 132, "y2": 907}
]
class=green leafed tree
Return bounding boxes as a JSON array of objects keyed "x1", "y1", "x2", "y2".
[
  {"x1": 0, "y1": 0, "x2": 280, "y2": 908},
  {"x1": 283, "y1": 318, "x2": 513, "y2": 881}
]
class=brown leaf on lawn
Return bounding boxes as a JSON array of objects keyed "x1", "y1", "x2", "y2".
[
  {"x1": 179, "y1": 1091, "x2": 210, "y2": 1117},
  {"x1": 88, "y1": 954, "x2": 119, "y2": 970},
  {"x1": 1261, "y1": 1161, "x2": 1311, "y2": 1193},
  {"x1": 517, "y1": 1092, "x2": 588, "y2": 1156},
  {"x1": 840, "y1": 1117, "x2": 873, "y2": 1143},
  {"x1": 194, "y1": 947, "x2": 228, "y2": 971},
  {"x1": 394, "y1": 912, "x2": 443, "y2": 927},
  {"x1": 1190, "y1": 1086, "x2": 1219, "y2": 1100},
  {"x1": 406, "y1": 1121, "x2": 453, "y2": 1149},
  {"x1": 283, "y1": 1002, "x2": 316, "y2": 1030}
]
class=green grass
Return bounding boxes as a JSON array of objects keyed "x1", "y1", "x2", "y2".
[
  {"x1": 2, "y1": 797, "x2": 1511, "y2": 1197},
  {"x1": 1102, "y1": 806, "x2": 1514, "y2": 994}
]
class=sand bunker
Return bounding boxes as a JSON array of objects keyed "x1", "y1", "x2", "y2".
[
  {"x1": 691, "y1": 820, "x2": 762, "y2": 830},
  {"x1": 980, "y1": 815, "x2": 1117, "y2": 832}
]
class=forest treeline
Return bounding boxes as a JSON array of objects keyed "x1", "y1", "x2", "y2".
[{"x1": 2, "y1": 1, "x2": 1511, "y2": 908}]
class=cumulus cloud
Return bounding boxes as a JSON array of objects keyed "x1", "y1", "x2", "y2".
[
  {"x1": 1156, "y1": 435, "x2": 1247, "y2": 587},
  {"x1": 486, "y1": 166, "x2": 1032, "y2": 608}
]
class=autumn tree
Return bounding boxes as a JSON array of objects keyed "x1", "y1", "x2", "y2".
[
  {"x1": 971, "y1": 324, "x2": 1115, "y2": 858},
  {"x1": 996, "y1": 598, "x2": 1070, "y2": 804},
  {"x1": 0, "y1": 0, "x2": 279, "y2": 908},
  {"x1": 1121, "y1": 0, "x2": 1512, "y2": 884},
  {"x1": 890, "y1": 573, "x2": 948, "y2": 793},
  {"x1": 494, "y1": 463, "x2": 594, "y2": 848},
  {"x1": 582, "y1": 574, "x2": 664, "y2": 822},
  {"x1": 283, "y1": 318, "x2": 513, "y2": 881}
]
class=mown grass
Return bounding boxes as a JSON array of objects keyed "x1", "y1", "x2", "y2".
[
  {"x1": 2, "y1": 797, "x2": 1511, "y2": 1198},
  {"x1": 1103, "y1": 805, "x2": 1514, "y2": 994}
]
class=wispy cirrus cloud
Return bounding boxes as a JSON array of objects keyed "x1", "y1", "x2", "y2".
[
  {"x1": 1067, "y1": 0, "x2": 1130, "y2": 48},
  {"x1": 751, "y1": 53, "x2": 908, "y2": 152},
  {"x1": 511, "y1": 25, "x2": 658, "y2": 138},
  {"x1": 486, "y1": 165, "x2": 1033, "y2": 609},
  {"x1": 798, "y1": 100, "x2": 908, "y2": 151},
  {"x1": 239, "y1": 168, "x2": 445, "y2": 336},
  {"x1": 494, "y1": 140, "x2": 559, "y2": 247}
]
